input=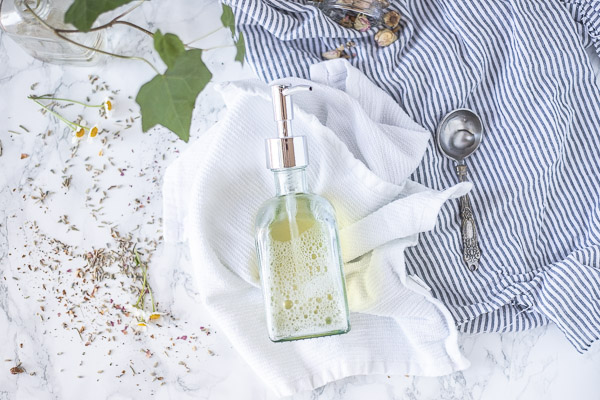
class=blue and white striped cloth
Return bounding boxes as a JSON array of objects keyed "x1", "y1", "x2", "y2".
[{"x1": 225, "y1": 0, "x2": 600, "y2": 352}]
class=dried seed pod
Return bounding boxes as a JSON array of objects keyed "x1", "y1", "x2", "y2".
[
  {"x1": 374, "y1": 28, "x2": 398, "y2": 47},
  {"x1": 353, "y1": 14, "x2": 371, "y2": 32},
  {"x1": 383, "y1": 10, "x2": 401, "y2": 29}
]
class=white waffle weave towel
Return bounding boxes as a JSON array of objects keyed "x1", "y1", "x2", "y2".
[{"x1": 163, "y1": 59, "x2": 471, "y2": 397}]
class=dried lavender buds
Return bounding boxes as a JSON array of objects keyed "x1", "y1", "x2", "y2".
[{"x1": 2, "y1": 71, "x2": 224, "y2": 394}]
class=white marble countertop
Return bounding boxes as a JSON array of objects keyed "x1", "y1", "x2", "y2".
[{"x1": 1, "y1": 1, "x2": 599, "y2": 399}]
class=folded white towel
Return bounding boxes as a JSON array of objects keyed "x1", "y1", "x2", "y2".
[{"x1": 163, "y1": 59, "x2": 471, "y2": 396}]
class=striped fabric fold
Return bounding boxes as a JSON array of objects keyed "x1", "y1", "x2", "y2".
[
  {"x1": 226, "y1": 0, "x2": 600, "y2": 352},
  {"x1": 562, "y1": 0, "x2": 600, "y2": 53}
]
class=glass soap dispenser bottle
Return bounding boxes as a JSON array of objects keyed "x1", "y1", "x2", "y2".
[{"x1": 255, "y1": 84, "x2": 351, "y2": 342}]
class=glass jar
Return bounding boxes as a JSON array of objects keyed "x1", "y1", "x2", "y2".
[
  {"x1": 319, "y1": 0, "x2": 390, "y2": 20},
  {"x1": 0, "y1": 0, "x2": 104, "y2": 65}
]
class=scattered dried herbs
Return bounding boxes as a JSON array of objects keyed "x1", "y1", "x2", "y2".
[{"x1": 10, "y1": 363, "x2": 25, "y2": 375}]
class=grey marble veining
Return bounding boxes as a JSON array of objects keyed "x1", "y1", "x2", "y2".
[{"x1": 1, "y1": 1, "x2": 599, "y2": 399}]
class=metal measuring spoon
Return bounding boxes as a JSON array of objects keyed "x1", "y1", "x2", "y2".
[{"x1": 436, "y1": 109, "x2": 484, "y2": 271}]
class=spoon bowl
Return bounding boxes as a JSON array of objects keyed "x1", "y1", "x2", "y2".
[{"x1": 437, "y1": 109, "x2": 483, "y2": 162}]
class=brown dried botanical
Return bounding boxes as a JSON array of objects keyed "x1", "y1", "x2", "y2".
[
  {"x1": 321, "y1": 41, "x2": 356, "y2": 60},
  {"x1": 339, "y1": 14, "x2": 354, "y2": 28},
  {"x1": 353, "y1": 0, "x2": 373, "y2": 10},
  {"x1": 10, "y1": 365, "x2": 25, "y2": 375},
  {"x1": 374, "y1": 29, "x2": 398, "y2": 47},
  {"x1": 383, "y1": 10, "x2": 401, "y2": 29},
  {"x1": 353, "y1": 14, "x2": 371, "y2": 31}
]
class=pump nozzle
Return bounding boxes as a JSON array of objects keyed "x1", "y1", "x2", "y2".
[
  {"x1": 266, "y1": 84, "x2": 312, "y2": 170},
  {"x1": 271, "y1": 84, "x2": 312, "y2": 138}
]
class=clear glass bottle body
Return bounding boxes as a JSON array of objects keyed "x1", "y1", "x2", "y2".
[
  {"x1": 0, "y1": 0, "x2": 104, "y2": 65},
  {"x1": 255, "y1": 167, "x2": 350, "y2": 342}
]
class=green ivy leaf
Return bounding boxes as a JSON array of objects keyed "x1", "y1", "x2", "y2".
[
  {"x1": 135, "y1": 49, "x2": 212, "y2": 142},
  {"x1": 64, "y1": 0, "x2": 135, "y2": 32},
  {"x1": 235, "y1": 32, "x2": 245, "y2": 65},
  {"x1": 221, "y1": 4, "x2": 245, "y2": 64},
  {"x1": 221, "y1": 3, "x2": 236, "y2": 37},
  {"x1": 154, "y1": 30, "x2": 186, "y2": 69}
]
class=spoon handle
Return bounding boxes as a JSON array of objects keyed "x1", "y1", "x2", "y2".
[{"x1": 456, "y1": 164, "x2": 481, "y2": 271}]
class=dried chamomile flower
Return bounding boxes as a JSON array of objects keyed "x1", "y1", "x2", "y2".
[
  {"x1": 126, "y1": 305, "x2": 164, "y2": 326},
  {"x1": 149, "y1": 312, "x2": 163, "y2": 321},
  {"x1": 131, "y1": 321, "x2": 148, "y2": 333},
  {"x1": 374, "y1": 28, "x2": 397, "y2": 47},
  {"x1": 383, "y1": 10, "x2": 401, "y2": 29},
  {"x1": 74, "y1": 118, "x2": 88, "y2": 140},
  {"x1": 87, "y1": 125, "x2": 99, "y2": 142},
  {"x1": 354, "y1": 13, "x2": 370, "y2": 31},
  {"x1": 103, "y1": 98, "x2": 113, "y2": 118},
  {"x1": 90, "y1": 125, "x2": 99, "y2": 138}
]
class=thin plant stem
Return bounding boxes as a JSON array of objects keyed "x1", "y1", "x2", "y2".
[
  {"x1": 186, "y1": 26, "x2": 226, "y2": 46},
  {"x1": 23, "y1": 2, "x2": 161, "y2": 75},
  {"x1": 113, "y1": 20, "x2": 153, "y2": 37},
  {"x1": 133, "y1": 250, "x2": 156, "y2": 314},
  {"x1": 147, "y1": 284, "x2": 155, "y2": 313},
  {"x1": 29, "y1": 95, "x2": 103, "y2": 108},
  {"x1": 29, "y1": 98, "x2": 87, "y2": 131},
  {"x1": 56, "y1": 0, "x2": 150, "y2": 37},
  {"x1": 134, "y1": 251, "x2": 147, "y2": 309}
]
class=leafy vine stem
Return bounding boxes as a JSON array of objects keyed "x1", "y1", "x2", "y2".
[{"x1": 22, "y1": 0, "x2": 245, "y2": 142}]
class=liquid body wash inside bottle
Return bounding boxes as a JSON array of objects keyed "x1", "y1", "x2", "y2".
[{"x1": 255, "y1": 84, "x2": 350, "y2": 342}]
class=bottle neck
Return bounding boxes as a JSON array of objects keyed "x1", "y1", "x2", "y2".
[{"x1": 274, "y1": 168, "x2": 308, "y2": 196}]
